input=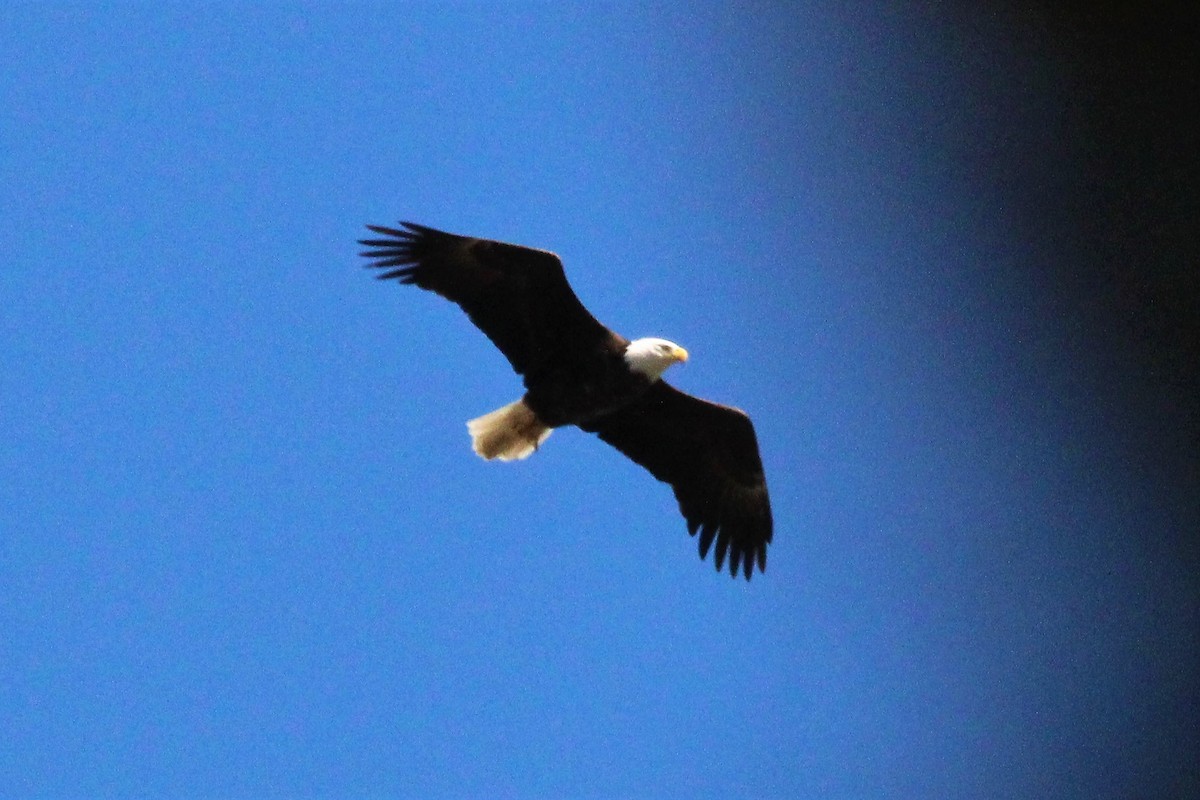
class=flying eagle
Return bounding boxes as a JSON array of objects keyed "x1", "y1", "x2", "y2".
[{"x1": 358, "y1": 222, "x2": 773, "y2": 579}]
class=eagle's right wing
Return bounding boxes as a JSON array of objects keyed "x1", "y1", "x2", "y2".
[{"x1": 581, "y1": 381, "x2": 773, "y2": 579}]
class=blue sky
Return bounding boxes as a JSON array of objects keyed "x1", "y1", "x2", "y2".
[{"x1": 2, "y1": 4, "x2": 1196, "y2": 798}]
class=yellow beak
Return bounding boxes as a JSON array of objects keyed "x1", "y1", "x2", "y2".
[{"x1": 673, "y1": 346, "x2": 689, "y2": 363}]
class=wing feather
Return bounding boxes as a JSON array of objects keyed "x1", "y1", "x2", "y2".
[
  {"x1": 359, "y1": 222, "x2": 610, "y2": 376},
  {"x1": 581, "y1": 382, "x2": 773, "y2": 579}
]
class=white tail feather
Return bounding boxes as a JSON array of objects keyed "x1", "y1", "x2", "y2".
[{"x1": 467, "y1": 399, "x2": 552, "y2": 461}]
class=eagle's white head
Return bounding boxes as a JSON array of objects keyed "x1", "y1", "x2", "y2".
[{"x1": 624, "y1": 337, "x2": 689, "y2": 381}]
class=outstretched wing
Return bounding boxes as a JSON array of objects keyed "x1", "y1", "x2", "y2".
[
  {"x1": 581, "y1": 382, "x2": 773, "y2": 579},
  {"x1": 359, "y1": 222, "x2": 612, "y2": 376}
]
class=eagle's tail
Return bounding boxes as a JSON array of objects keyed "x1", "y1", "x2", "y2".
[{"x1": 467, "y1": 399, "x2": 552, "y2": 462}]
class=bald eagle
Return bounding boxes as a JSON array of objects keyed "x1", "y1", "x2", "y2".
[{"x1": 359, "y1": 222, "x2": 773, "y2": 579}]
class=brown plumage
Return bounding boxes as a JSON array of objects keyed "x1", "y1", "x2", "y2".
[{"x1": 359, "y1": 221, "x2": 773, "y2": 579}]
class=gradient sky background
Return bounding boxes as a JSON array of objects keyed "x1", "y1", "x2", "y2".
[{"x1": 2, "y1": 4, "x2": 1197, "y2": 799}]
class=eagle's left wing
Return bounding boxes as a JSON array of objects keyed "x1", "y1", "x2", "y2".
[
  {"x1": 358, "y1": 222, "x2": 613, "y2": 377},
  {"x1": 581, "y1": 382, "x2": 773, "y2": 579}
]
